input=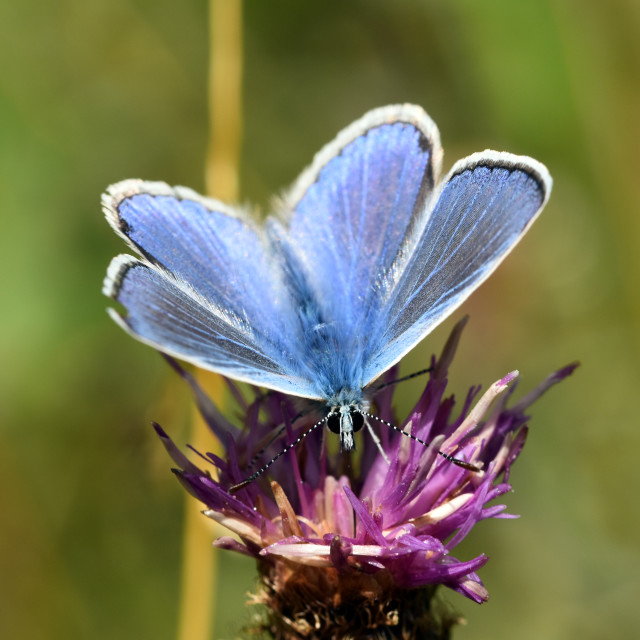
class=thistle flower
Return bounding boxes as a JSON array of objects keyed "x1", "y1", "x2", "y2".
[{"x1": 156, "y1": 319, "x2": 576, "y2": 639}]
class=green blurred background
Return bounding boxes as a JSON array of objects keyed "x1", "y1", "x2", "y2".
[{"x1": 1, "y1": 1, "x2": 638, "y2": 638}]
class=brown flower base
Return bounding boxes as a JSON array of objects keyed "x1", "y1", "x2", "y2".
[{"x1": 251, "y1": 559, "x2": 461, "y2": 639}]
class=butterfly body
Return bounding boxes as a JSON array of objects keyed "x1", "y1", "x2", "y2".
[{"x1": 104, "y1": 104, "x2": 551, "y2": 448}]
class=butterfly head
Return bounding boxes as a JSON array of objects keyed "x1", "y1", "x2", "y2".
[
  {"x1": 325, "y1": 389, "x2": 368, "y2": 452},
  {"x1": 326, "y1": 404, "x2": 365, "y2": 452}
]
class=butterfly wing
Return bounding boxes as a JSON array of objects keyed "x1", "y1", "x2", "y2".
[
  {"x1": 266, "y1": 104, "x2": 442, "y2": 396},
  {"x1": 361, "y1": 151, "x2": 552, "y2": 385},
  {"x1": 103, "y1": 180, "x2": 321, "y2": 398},
  {"x1": 103, "y1": 109, "x2": 551, "y2": 403}
]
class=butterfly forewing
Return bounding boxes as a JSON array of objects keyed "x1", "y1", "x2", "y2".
[
  {"x1": 103, "y1": 183, "x2": 321, "y2": 398},
  {"x1": 362, "y1": 153, "x2": 551, "y2": 384},
  {"x1": 266, "y1": 105, "x2": 442, "y2": 396}
]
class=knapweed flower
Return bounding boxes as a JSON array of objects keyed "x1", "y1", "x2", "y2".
[{"x1": 156, "y1": 319, "x2": 576, "y2": 639}]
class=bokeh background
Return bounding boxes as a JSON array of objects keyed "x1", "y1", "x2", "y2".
[{"x1": 1, "y1": 1, "x2": 638, "y2": 638}]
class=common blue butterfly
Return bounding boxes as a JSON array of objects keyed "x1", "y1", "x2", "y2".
[{"x1": 103, "y1": 104, "x2": 551, "y2": 452}]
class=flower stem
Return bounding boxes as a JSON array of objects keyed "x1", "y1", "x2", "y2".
[
  {"x1": 176, "y1": 2, "x2": 243, "y2": 640},
  {"x1": 205, "y1": 0, "x2": 243, "y2": 202}
]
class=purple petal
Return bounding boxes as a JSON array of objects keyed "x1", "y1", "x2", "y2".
[
  {"x1": 343, "y1": 485, "x2": 387, "y2": 546},
  {"x1": 153, "y1": 422, "x2": 203, "y2": 475},
  {"x1": 510, "y1": 362, "x2": 579, "y2": 413},
  {"x1": 160, "y1": 354, "x2": 240, "y2": 439}
]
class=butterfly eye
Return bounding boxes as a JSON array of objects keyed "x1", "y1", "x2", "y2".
[
  {"x1": 327, "y1": 413, "x2": 341, "y2": 434},
  {"x1": 351, "y1": 411, "x2": 364, "y2": 433}
]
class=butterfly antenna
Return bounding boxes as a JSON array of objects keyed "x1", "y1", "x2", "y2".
[
  {"x1": 246, "y1": 425, "x2": 284, "y2": 469},
  {"x1": 365, "y1": 412, "x2": 481, "y2": 472},
  {"x1": 372, "y1": 366, "x2": 433, "y2": 392},
  {"x1": 228, "y1": 415, "x2": 329, "y2": 493}
]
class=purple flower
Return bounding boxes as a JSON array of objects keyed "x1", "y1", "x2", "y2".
[{"x1": 156, "y1": 319, "x2": 577, "y2": 638}]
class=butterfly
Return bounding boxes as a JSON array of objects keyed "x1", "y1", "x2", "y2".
[{"x1": 103, "y1": 104, "x2": 551, "y2": 453}]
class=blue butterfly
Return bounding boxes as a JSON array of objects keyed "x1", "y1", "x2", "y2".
[{"x1": 103, "y1": 104, "x2": 551, "y2": 452}]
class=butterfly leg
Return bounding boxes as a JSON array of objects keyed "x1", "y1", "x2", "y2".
[{"x1": 365, "y1": 417, "x2": 390, "y2": 465}]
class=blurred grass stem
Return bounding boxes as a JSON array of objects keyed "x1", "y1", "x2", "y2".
[{"x1": 176, "y1": 2, "x2": 243, "y2": 640}]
